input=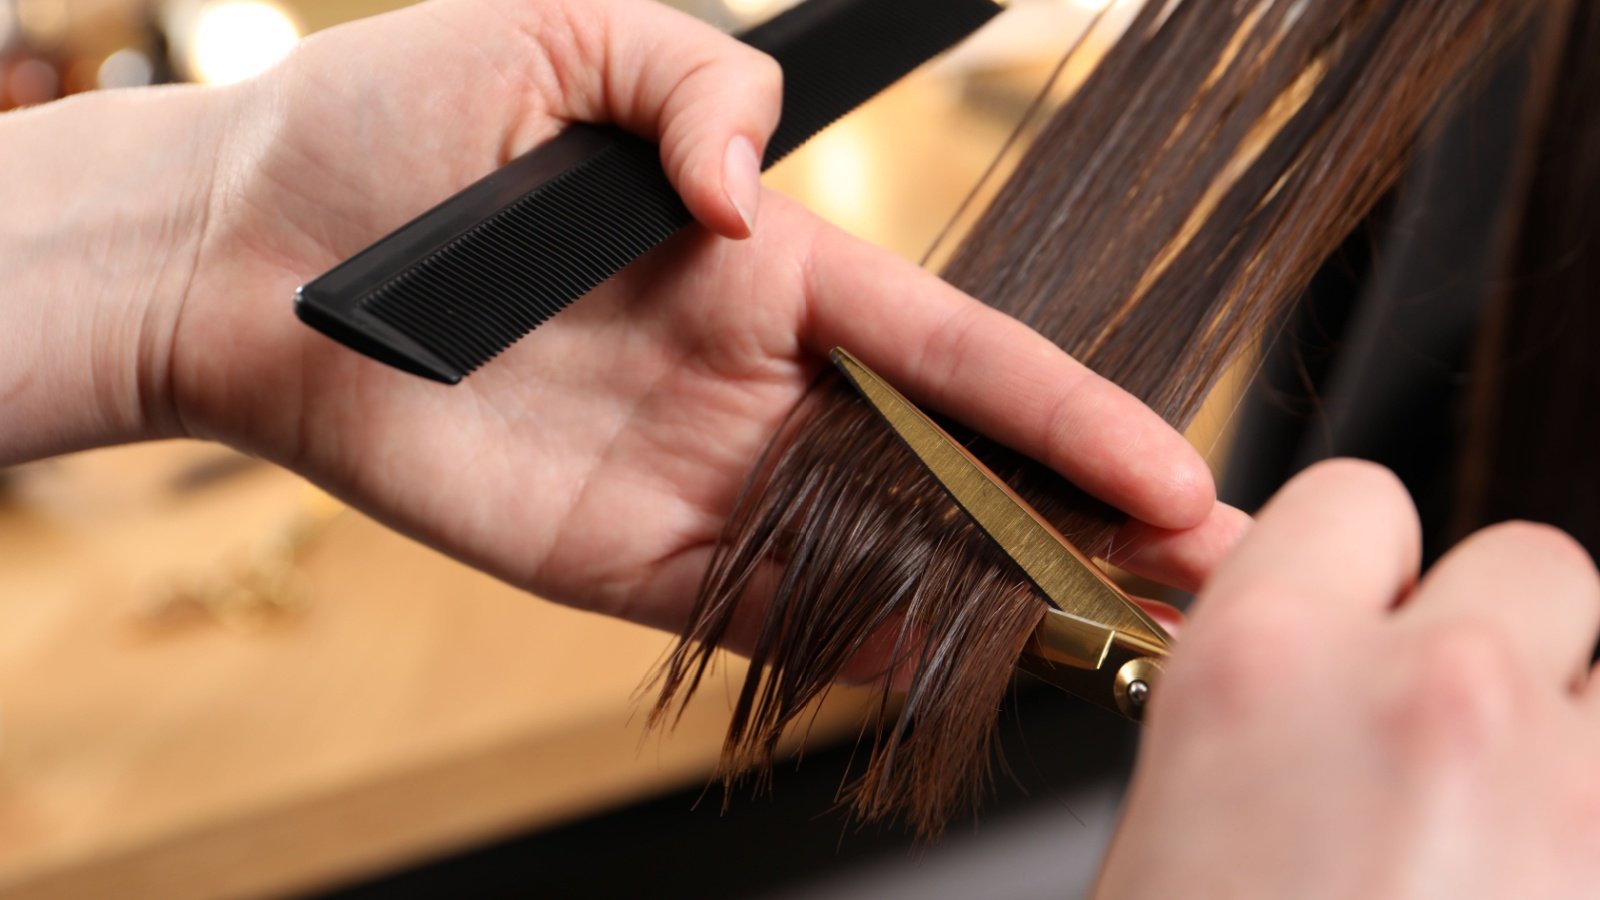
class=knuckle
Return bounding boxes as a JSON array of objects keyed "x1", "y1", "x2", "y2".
[
  {"x1": 1382, "y1": 623, "x2": 1520, "y2": 765},
  {"x1": 1304, "y1": 457, "x2": 1401, "y2": 486},
  {"x1": 659, "y1": 114, "x2": 709, "y2": 179},
  {"x1": 1036, "y1": 370, "x2": 1094, "y2": 470},
  {"x1": 1480, "y1": 520, "x2": 1596, "y2": 575},
  {"x1": 912, "y1": 302, "x2": 986, "y2": 398},
  {"x1": 740, "y1": 48, "x2": 785, "y2": 103},
  {"x1": 1297, "y1": 459, "x2": 1410, "y2": 513}
]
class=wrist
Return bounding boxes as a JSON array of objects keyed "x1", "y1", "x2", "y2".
[{"x1": 0, "y1": 84, "x2": 226, "y2": 463}]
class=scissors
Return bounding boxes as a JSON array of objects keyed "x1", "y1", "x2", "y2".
[{"x1": 831, "y1": 348, "x2": 1173, "y2": 722}]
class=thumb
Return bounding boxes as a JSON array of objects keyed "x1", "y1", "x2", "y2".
[{"x1": 507, "y1": 0, "x2": 783, "y2": 239}]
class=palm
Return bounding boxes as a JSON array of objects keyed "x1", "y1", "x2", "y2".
[
  {"x1": 185, "y1": 185, "x2": 824, "y2": 632},
  {"x1": 452, "y1": 216, "x2": 823, "y2": 623},
  {"x1": 288, "y1": 211, "x2": 825, "y2": 628}
]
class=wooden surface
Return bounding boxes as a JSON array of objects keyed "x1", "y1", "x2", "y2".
[{"x1": 0, "y1": 444, "x2": 875, "y2": 899}]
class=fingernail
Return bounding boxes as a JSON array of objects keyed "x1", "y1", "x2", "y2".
[{"x1": 723, "y1": 136, "x2": 762, "y2": 235}]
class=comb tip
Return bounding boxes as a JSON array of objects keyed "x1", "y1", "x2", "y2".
[{"x1": 295, "y1": 286, "x2": 465, "y2": 385}]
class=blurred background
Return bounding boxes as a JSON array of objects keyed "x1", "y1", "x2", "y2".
[{"x1": 0, "y1": 1, "x2": 1237, "y2": 898}]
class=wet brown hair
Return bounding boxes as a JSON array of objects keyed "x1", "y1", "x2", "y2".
[{"x1": 651, "y1": 0, "x2": 1536, "y2": 837}]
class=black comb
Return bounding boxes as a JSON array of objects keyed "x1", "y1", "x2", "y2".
[{"x1": 294, "y1": 0, "x2": 1002, "y2": 384}]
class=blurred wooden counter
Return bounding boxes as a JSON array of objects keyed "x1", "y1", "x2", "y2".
[{"x1": 0, "y1": 444, "x2": 872, "y2": 899}]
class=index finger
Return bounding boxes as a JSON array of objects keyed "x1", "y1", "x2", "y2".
[{"x1": 800, "y1": 225, "x2": 1214, "y2": 531}]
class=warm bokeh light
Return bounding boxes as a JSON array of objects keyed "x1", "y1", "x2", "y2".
[
  {"x1": 804, "y1": 124, "x2": 875, "y2": 236},
  {"x1": 722, "y1": 0, "x2": 782, "y2": 17},
  {"x1": 98, "y1": 48, "x2": 155, "y2": 90},
  {"x1": 187, "y1": 0, "x2": 300, "y2": 85},
  {"x1": 6, "y1": 56, "x2": 59, "y2": 106},
  {"x1": 14, "y1": 0, "x2": 69, "y2": 47},
  {"x1": 1066, "y1": 0, "x2": 1114, "y2": 10}
]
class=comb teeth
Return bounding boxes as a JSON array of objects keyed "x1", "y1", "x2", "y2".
[
  {"x1": 365, "y1": 138, "x2": 684, "y2": 378},
  {"x1": 296, "y1": 0, "x2": 1003, "y2": 384}
]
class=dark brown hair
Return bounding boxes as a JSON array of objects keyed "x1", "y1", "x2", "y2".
[{"x1": 652, "y1": 0, "x2": 1535, "y2": 837}]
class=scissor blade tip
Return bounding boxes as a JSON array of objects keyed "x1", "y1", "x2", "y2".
[{"x1": 830, "y1": 347, "x2": 869, "y2": 381}]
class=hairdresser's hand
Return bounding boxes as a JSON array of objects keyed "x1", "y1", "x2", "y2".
[
  {"x1": 1095, "y1": 460, "x2": 1600, "y2": 899},
  {"x1": 4, "y1": 0, "x2": 1241, "y2": 637},
  {"x1": 168, "y1": 0, "x2": 1247, "y2": 632}
]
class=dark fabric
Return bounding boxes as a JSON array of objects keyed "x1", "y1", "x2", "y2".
[{"x1": 1222, "y1": 36, "x2": 1537, "y2": 564}]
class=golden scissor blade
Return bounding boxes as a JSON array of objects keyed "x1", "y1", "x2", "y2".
[{"x1": 830, "y1": 348, "x2": 1171, "y2": 652}]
